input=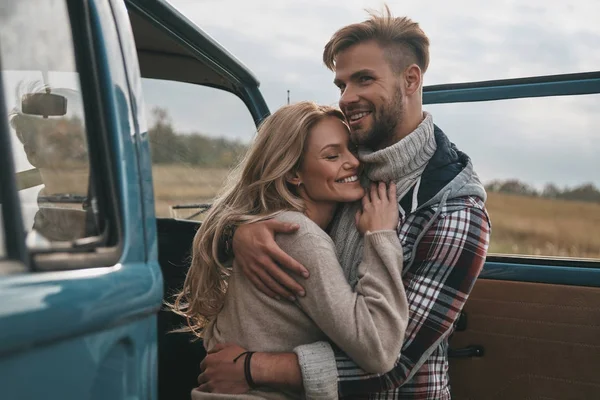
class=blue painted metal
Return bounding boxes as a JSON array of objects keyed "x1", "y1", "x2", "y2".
[
  {"x1": 0, "y1": 1, "x2": 163, "y2": 399},
  {"x1": 424, "y1": 71, "x2": 600, "y2": 104},
  {"x1": 0, "y1": 262, "x2": 162, "y2": 355},
  {"x1": 241, "y1": 85, "x2": 271, "y2": 124},
  {"x1": 0, "y1": 315, "x2": 157, "y2": 400},
  {"x1": 89, "y1": 0, "x2": 146, "y2": 263},
  {"x1": 108, "y1": 0, "x2": 159, "y2": 263},
  {"x1": 482, "y1": 261, "x2": 600, "y2": 287}
]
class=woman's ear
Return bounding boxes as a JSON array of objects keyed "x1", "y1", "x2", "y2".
[{"x1": 286, "y1": 171, "x2": 302, "y2": 187}]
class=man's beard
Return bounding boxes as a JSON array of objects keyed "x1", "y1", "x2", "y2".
[{"x1": 353, "y1": 86, "x2": 404, "y2": 150}]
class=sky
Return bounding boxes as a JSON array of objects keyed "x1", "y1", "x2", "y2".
[
  {"x1": 143, "y1": 0, "x2": 600, "y2": 190},
  {"x1": 2, "y1": 0, "x2": 599, "y2": 191}
]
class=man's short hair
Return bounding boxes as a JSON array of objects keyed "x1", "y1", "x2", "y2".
[{"x1": 323, "y1": 5, "x2": 430, "y2": 75}]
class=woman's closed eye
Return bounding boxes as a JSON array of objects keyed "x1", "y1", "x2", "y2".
[{"x1": 324, "y1": 154, "x2": 340, "y2": 160}]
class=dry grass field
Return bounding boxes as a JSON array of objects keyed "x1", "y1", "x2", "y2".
[
  {"x1": 485, "y1": 192, "x2": 600, "y2": 258},
  {"x1": 153, "y1": 165, "x2": 600, "y2": 259},
  {"x1": 26, "y1": 164, "x2": 599, "y2": 259},
  {"x1": 152, "y1": 165, "x2": 232, "y2": 218}
]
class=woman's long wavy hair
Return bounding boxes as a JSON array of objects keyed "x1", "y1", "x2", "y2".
[{"x1": 170, "y1": 101, "x2": 346, "y2": 337}]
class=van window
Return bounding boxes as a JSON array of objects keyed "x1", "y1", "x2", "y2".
[
  {"x1": 425, "y1": 93, "x2": 600, "y2": 260},
  {"x1": 0, "y1": 0, "x2": 101, "y2": 247},
  {"x1": 142, "y1": 78, "x2": 256, "y2": 220}
]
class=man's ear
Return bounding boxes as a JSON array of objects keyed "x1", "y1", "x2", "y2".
[{"x1": 404, "y1": 64, "x2": 422, "y2": 96}]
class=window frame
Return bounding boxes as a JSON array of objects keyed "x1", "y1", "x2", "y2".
[
  {"x1": 0, "y1": 54, "x2": 29, "y2": 271},
  {"x1": 423, "y1": 70, "x2": 600, "y2": 268},
  {"x1": 0, "y1": 0, "x2": 124, "y2": 271}
]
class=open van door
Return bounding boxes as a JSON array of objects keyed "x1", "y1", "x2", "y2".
[{"x1": 425, "y1": 72, "x2": 600, "y2": 399}]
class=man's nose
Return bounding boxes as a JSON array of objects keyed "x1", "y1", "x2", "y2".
[{"x1": 339, "y1": 86, "x2": 359, "y2": 108}]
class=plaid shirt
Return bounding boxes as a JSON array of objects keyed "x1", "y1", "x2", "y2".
[{"x1": 336, "y1": 195, "x2": 491, "y2": 399}]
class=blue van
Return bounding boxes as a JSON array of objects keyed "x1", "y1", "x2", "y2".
[
  {"x1": 0, "y1": 0, "x2": 267, "y2": 399},
  {"x1": 0, "y1": 0, "x2": 598, "y2": 399}
]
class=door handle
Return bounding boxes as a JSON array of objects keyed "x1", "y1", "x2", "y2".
[{"x1": 448, "y1": 345, "x2": 484, "y2": 358}]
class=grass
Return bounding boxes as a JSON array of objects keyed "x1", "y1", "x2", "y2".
[
  {"x1": 41, "y1": 164, "x2": 600, "y2": 260},
  {"x1": 485, "y1": 192, "x2": 600, "y2": 259},
  {"x1": 152, "y1": 165, "x2": 233, "y2": 218},
  {"x1": 152, "y1": 165, "x2": 600, "y2": 260}
]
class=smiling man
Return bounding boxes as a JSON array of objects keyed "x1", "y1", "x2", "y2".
[{"x1": 198, "y1": 7, "x2": 491, "y2": 399}]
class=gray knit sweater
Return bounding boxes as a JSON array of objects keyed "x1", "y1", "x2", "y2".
[
  {"x1": 191, "y1": 211, "x2": 409, "y2": 400},
  {"x1": 330, "y1": 112, "x2": 437, "y2": 287}
]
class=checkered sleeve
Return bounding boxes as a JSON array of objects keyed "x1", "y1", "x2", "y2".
[{"x1": 336, "y1": 202, "x2": 491, "y2": 397}]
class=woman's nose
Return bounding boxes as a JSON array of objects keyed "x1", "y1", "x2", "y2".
[{"x1": 344, "y1": 152, "x2": 360, "y2": 169}]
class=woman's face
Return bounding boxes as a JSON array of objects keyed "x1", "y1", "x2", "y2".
[{"x1": 296, "y1": 116, "x2": 364, "y2": 204}]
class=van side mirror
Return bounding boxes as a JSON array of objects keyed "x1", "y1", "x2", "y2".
[{"x1": 21, "y1": 92, "x2": 67, "y2": 117}]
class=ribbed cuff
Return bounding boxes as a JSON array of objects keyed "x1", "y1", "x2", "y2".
[
  {"x1": 364, "y1": 229, "x2": 398, "y2": 241},
  {"x1": 293, "y1": 342, "x2": 339, "y2": 400}
]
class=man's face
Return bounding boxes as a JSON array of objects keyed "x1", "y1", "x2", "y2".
[
  {"x1": 13, "y1": 115, "x2": 87, "y2": 168},
  {"x1": 334, "y1": 41, "x2": 405, "y2": 150}
]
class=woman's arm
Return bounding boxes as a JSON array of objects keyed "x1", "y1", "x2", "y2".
[
  {"x1": 289, "y1": 182, "x2": 408, "y2": 373},
  {"x1": 290, "y1": 228, "x2": 407, "y2": 373}
]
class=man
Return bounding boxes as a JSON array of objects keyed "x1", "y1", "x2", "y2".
[{"x1": 198, "y1": 7, "x2": 491, "y2": 399}]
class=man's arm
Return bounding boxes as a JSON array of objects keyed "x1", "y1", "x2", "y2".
[
  {"x1": 228, "y1": 219, "x2": 309, "y2": 300},
  {"x1": 296, "y1": 200, "x2": 491, "y2": 397},
  {"x1": 197, "y1": 344, "x2": 303, "y2": 394},
  {"x1": 198, "y1": 344, "x2": 340, "y2": 398}
]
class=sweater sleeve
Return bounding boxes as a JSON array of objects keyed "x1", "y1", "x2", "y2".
[{"x1": 289, "y1": 230, "x2": 409, "y2": 374}]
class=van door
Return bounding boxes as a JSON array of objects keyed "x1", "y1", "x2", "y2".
[
  {"x1": 0, "y1": 1, "x2": 162, "y2": 399},
  {"x1": 422, "y1": 72, "x2": 600, "y2": 399}
]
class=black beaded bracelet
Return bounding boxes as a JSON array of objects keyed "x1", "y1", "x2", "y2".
[{"x1": 233, "y1": 350, "x2": 257, "y2": 389}]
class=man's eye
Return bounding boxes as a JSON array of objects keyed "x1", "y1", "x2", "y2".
[{"x1": 359, "y1": 76, "x2": 373, "y2": 83}]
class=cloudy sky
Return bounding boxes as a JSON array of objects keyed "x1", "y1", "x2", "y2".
[
  {"x1": 142, "y1": 0, "x2": 600, "y2": 190},
  {"x1": 3, "y1": 0, "x2": 599, "y2": 191}
]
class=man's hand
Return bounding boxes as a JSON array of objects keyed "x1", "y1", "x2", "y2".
[
  {"x1": 198, "y1": 343, "x2": 304, "y2": 393},
  {"x1": 197, "y1": 343, "x2": 249, "y2": 394},
  {"x1": 234, "y1": 219, "x2": 309, "y2": 300}
]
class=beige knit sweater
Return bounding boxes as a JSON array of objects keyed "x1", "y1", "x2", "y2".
[{"x1": 192, "y1": 211, "x2": 409, "y2": 400}]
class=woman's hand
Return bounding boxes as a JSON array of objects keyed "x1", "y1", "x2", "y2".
[{"x1": 355, "y1": 182, "x2": 398, "y2": 235}]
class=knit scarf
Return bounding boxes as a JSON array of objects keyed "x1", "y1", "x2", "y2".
[{"x1": 329, "y1": 112, "x2": 438, "y2": 287}]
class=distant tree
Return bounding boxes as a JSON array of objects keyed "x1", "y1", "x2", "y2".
[
  {"x1": 486, "y1": 179, "x2": 600, "y2": 203},
  {"x1": 147, "y1": 107, "x2": 248, "y2": 168},
  {"x1": 148, "y1": 107, "x2": 184, "y2": 164},
  {"x1": 485, "y1": 180, "x2": 503, "y2": 193},
  {"x1": 558, "y1": 183, "x2": 600, "y2": 203},
  {"x1": 542, "y1": 183, "x2": 561, "y2": 199},
  {"x1": 496, "y1": 179, "x2": 538, "y2": 196}
]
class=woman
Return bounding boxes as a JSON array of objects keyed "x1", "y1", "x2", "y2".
[{"x1": 171, "y1": 102, "x2": 409, "y2": 399}]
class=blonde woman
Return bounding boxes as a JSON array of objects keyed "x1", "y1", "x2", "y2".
[{"x1": 171, "y1": 101, "x2": 409, "y2": 399}]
